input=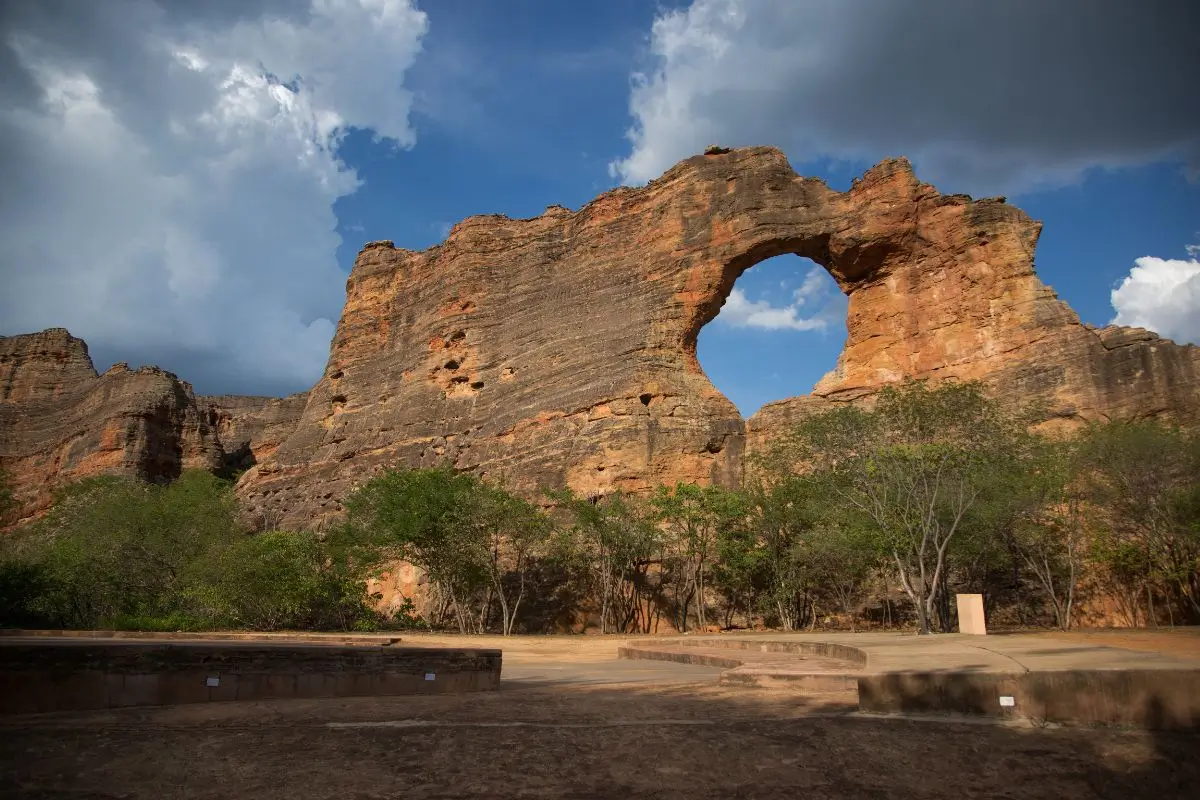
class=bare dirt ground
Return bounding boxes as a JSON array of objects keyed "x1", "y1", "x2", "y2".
[
  {"x1": 2, "y1": 681, "x2": 1195, "y2": 799},
  {"x1": 2, "y1": 629, "x2": 1197, "y2": 799}
]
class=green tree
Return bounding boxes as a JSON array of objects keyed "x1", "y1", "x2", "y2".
[
  {"x1": 736, "y1": 475, "x2": 879, "y2": 630},
  {"x1": 21, "y1": 470, "x2": 243, "y2": 628},
  {"x1": 999, "y1": 437, "x2": 1084, "y2": 630},
  {"x1": 741, "y1": 476, "x2": 821, "y2": 630},
  {"x1": 344, "y1": 466, "x2": 484, "y2": 633},
  {"x1": 1077, "y1": 420, "x2": 1200, "y2": 624},
  {"x1": 773, "y1": 381, "x2": 1032, "y2": 634},
  {"x1": 186, "y1": 530, "x2": 370, "y2": 631},
  {"x1": 712, "y1": 511, "x2": 766, "y2": 629},
  {"x1": 343, "y1": 466, "x2": 553, "y2": 635},
  {"x1": 651, "y1": 483, "x2": 747, "y2": 631},
  {"x1": 551, "y1": 489, "x2": 661, "y2": 633},
  {"x1": 472, "y1": 484, "x2": 551, "y2": 635}
]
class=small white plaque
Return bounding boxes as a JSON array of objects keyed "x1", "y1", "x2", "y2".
[
  {"x1": 998, "y1": 696, "x2": 1015, "y2": 707},
  {"x1": 206, "y1": 676, "x2": 220, "y2": 687},
  {"x1": 424, "y1": 673, "x2": 436, "y2": 681}
]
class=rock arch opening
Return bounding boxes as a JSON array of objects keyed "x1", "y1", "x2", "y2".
[{"x1": 696, "y1": 253, "x2": 848, "y2": 417}]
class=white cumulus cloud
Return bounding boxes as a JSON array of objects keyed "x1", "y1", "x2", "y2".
[
  {"x1": 612, "y1": 0, "x2": 1200, "y2": 195},
  {"x1": 0, "y1": 0, "x2": 428, "y2": 395},
  {"x1": 718, "y1": 266, "x2": 841, "y2": 331},
  {"x1": 1110, "y1": 246, "x2": 1200, "y2": 345}
]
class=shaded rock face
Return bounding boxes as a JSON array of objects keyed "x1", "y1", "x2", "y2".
[
  {"x1": 0, "y1": 330, "x2": 307, "y2": 524},
  {"x1": 200, "y1": 393, "x2": 311, "y2": 475},
  {"x1": 237, "y1": 147, "x2": 1199, "y2": 529}
]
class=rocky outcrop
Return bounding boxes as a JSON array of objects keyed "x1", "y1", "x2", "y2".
[
  {"x1": 236, "y1": 147, "x2": 1199, "y2": 529},
  {"x1": 0, "y1": 329, "x2": 222, "y2": 522},
  {"x1": 0, "y1": 330, "x2": 308, "y2": 524}
]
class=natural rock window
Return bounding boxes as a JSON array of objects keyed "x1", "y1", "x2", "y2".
[{"x1": 697, "y1": 254, "x2": 846, "y2": 418}]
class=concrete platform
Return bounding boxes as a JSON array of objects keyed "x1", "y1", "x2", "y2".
[
  {"x1": 618, "y1": 632, "x2": 1200, "y2": 729},
  {"x1": 0, "y1": 636, "x2": 501, "y2": 714}
]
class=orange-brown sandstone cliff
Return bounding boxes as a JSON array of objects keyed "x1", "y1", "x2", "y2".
[
  {"x1": 235, "y1": 147, "x2": 1199, "y2": 529},
  {"x1": 0, "y1": 329, "x2": 306, "y2": 524}
]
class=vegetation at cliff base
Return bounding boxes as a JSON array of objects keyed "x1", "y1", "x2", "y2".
[
  {"x1": 1, "y1": 380, "x2": 1197, "y2": 634},
  {"x1": 0, "y1": 471, "x2": 374, "y2": 631}
]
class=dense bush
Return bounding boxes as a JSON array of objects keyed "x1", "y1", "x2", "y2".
[{"x1": 0, "y1": 471, "x2": 377, "y2": 631}]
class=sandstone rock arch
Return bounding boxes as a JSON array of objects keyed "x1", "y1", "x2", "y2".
[{"x1": 233, "y1": 147, "x2": 1199, "y2": 529}]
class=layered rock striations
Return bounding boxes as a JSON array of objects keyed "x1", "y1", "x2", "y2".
[
  {"x1": 4, "y1": 148, "x2": 1196, "y2": 528},
  {"x1": 0, "y1": 329, "x2": 307, "y2": 524},
  {"x1": 237, "y1": 147, "x2": 1199, "y2": 528}
]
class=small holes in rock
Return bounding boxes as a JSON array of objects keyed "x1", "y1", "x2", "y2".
[
  {"x1": 705, "y1": 440, "x2": 723, "y2": 454},
  {"x1": 329, "y1": 370, "x2": 343, "y2": 380},
  {"x1": 639, "y1": 393, "x2": 652, "y2": 406},
  {"x1": 331, "y1": 394, "x2": 347, "y2": 405},
  {"x1": 596, "y1": 465, "x2": 605, "y2": 472},
  {"x1": 448, "y1": 330, "x2": 466, "y2": 344},
  {"x1": 444, "y1": 359, "x2": 460, "y2": 371},
  {"x1": 470, "y1": 381, "x2": 484, "y2": 390},
  {"x1": 450, "y1": 375, "x2": 469, "y2": 384}
]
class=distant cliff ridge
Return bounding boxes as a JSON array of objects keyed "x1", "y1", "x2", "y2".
[{"x1": 0, "y1": 328, "x2": 306, "y2": 524}]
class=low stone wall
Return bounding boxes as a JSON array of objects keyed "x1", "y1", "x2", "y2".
[
  {"x1": 0, "y1": 629, "x2": 402, "y2": 645},
  {"x1": 857, "y1": 669, "x2": 1200, "y2": 730},
  {"x1": 0, "y1": 639, "x2": 501, "y2": 715},
  {"x1": 618, "y1": 646, "x2": 744, "y2": 670}
]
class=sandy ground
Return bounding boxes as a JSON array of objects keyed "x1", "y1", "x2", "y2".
[
  {"x1": 2, "y1": 629, "x2": 1197, "y2": 799},
  {"x1": 1046, "y1": 627, "x2": 1200, "y2": 659}
]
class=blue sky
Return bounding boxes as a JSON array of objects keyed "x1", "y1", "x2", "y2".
[{"x1": 2, "y1": 0, "x2": 1198, "y2": 416}]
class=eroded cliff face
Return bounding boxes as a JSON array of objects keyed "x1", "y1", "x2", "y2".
[
  {"x1": 200, "y1": 393, "x2": 311, "y2": 474},
  {"x1": 0, "y1": 330, "x2": 308, "y2": 524},
  {"x1": 236, "y1": 147, "x2": 1199, "y2": 529}
]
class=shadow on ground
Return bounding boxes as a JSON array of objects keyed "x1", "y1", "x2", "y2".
[{"x1": 1, "y1": 675, "x2": 1196, "y2": 799}]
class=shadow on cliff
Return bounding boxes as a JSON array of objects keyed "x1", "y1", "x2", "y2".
[{"x1": 214, "y1": 441, "x2": 255, "y2": 480}]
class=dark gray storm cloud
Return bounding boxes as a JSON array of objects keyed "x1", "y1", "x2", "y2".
[{"x1": 613, "y1": 0, "x2": 1200, "y2": 195}]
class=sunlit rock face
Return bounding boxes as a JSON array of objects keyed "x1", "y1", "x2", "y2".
[{"x1": 233, "y1": 147, "x2": 1199, "y2": 529}]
